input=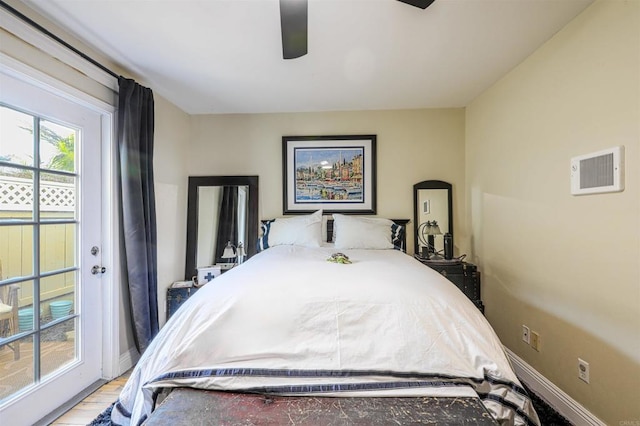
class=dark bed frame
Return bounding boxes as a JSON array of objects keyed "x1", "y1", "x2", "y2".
[{"x1": 145, "y1": 217, "x2": 498, "y2": 424}]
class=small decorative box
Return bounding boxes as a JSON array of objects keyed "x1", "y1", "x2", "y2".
[{"x1": 197, "y1": 265, "x2": 221, "y2": 285}]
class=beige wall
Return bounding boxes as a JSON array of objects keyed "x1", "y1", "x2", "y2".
[
  {"x1": 465, "y1": 0, "x2": 639, "y2": 423},
  {"x1": 188, "y1": 108, "x2": 466, "y2": 255},
  {"x1": 153, "y1": 97, "x2": 190, "y2": 328}
]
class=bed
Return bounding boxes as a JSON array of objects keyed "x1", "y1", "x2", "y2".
[{"x1": 111, "y1": 212, "x2": 539, "y2": 426}]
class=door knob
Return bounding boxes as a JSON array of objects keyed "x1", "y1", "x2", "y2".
[{"x1": 91, "y1": 265, "x2": 106, "y2": 275}]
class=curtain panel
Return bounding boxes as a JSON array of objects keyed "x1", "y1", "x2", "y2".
[
  {"x1": 215, "y1": 186, "x2": 239, "y2": 264},
  {"x1": 117, "y1": 77, "x2": 158, "y2": 353}
]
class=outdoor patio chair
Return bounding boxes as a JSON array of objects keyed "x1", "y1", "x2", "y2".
[{"x1": 0, "y1": 260, "x2": 20, "y2": 360}]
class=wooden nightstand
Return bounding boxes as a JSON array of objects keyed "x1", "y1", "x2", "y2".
[{"x1": 415, "y1": 256, "x2": 484, "y2": 313}]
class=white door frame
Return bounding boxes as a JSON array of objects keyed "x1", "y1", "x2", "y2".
[
  {"x1": 1, "y1": 5, "x2": 122, "y2": 379},
  {"x1": 0, "y1": 54, "x2": 120, "y2": 411}
]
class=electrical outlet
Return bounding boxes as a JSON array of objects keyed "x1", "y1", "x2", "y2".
[
  {"x1": 531, "y1": 331, "x2": 540, "y2": 351},
  {"x1": 578, "y1": 358, "x2": 590, "y2": 383},
  {"x1": 522, "y1": 325, "x2": 530, "y2": 344}
]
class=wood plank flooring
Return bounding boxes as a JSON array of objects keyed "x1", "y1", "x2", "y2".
[{"x1": 50, "y1": 369, "x2": 131, "y2": 426}]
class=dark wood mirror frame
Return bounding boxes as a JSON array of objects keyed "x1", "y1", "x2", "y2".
[
  {"x1": 413, "y1": 180, "x2": 453, "y2": 256},
  {"x1": 185, "y1": 175, "x2": 259, "y2": 280}
]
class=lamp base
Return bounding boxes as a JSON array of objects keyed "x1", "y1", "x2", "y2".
[{"x1": 216, "y1": 262, "x2": 235, "y2": 271}]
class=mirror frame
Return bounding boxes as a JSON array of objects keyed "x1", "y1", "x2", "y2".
[
  {"x1": 413, "y1": 180, "x2": 453, "y2": 256},
  {"x1": 185, "y1": 175, "x2": 259, "y2": 280}
]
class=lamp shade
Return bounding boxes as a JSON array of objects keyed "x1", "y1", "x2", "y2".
[
  {"x1": 221, "y1": 241, "x2": 236, "y2": 259},
  {"x1": 429, "y1": 221, "x2": 442, "y2": 235}
]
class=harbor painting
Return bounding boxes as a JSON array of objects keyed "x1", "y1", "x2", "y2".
[
  {"x1": 294, "y1": 147, "x2": 364, "y2": 202},
  {"x1": 283, "y1": 135, "x2": 377, "y2": 214}
]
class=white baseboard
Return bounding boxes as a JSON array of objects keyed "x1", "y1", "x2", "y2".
[
  {"x1": 505, "y1": 348, "x2": 605, "y2": 426},
  {"x1": 118, "y1": 346, "x2": 140, "y2": 375}
]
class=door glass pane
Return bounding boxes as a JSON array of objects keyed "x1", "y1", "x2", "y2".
[
  {"x1": 0, "y1": 106, "x2": 34, "y2": 167},
  {"x1": 41, "y1": 318, "x2": 76, "y2": 378},
  {"x1": 0, "y1": 334, "x2": 35, "y2": 401},
  {"x1": 39, "y1": 120, "x2": 76, "y2": 173},
  {"x1": 40, "y1": 172, "x2": 76, "y2": 221},
  {"x1": 0, "y1": 226, "x2": 34, "y2": 278},
  {"x1": 40, "y1": 225, "x2": 76, "y2": 274},
  {"x1": 0, "y1": 166, "x2": 34, "y2": 221},
  {"x1": 41, "y1": 273, "x2": 75, "y2": 325},
  {"x1": 0, "y1": 281, "x2": 34, "y2": 338}
]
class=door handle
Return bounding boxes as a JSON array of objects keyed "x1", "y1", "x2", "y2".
[{"x1": 91, "y1": 265, "x2": 106, "y2": 275}]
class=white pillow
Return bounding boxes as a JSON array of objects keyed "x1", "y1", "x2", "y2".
[
  {"x1": 333, "y1": 214, "x2": 394, "y2": 249},
  {"x1": 263, "y1": 210, "x2": 323, "y2": 248}
]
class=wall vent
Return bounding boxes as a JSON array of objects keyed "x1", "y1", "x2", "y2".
[{"x1": 570, "y1": 146, "x2": 624, "y2": 195}]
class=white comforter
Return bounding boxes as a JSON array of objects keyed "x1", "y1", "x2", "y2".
[{"x1": 112, "y1": 246, "x2": 539, "y2": 426}]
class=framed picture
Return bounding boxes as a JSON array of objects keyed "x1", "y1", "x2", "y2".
[{"x1": 282, "y1": 135, "x2": 377, "y2": 214}]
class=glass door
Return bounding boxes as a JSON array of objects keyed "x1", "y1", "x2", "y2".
[{"x1": 0, "y1": 70, "x2": 104, "y2": 424}]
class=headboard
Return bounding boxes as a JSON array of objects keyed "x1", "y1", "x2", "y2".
[{"x1": 261, "y1": 218, "x2": 410, "y2": 252}]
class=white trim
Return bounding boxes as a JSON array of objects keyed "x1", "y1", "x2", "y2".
[
  {"x1": 100, "y1": 109, "x2": 120, "y2": 380},
  {"x1": 119, "y1": 346, "x2": 141, "y2": 374},
  {"x1": 0, "y1": 52, "x2": 114, "y2": 113},
  {"x1": 505, "y1": 348, "x2": 606, "y2": 426},
  {"x1": 0, "y1": 6, "x2": 117, "y2": 91}
]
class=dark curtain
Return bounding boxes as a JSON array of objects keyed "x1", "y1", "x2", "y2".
[
  {"x1": 215, "y1": 186, "x2": 239, "y2": 263},
  {"x1": 117, "y1": 77, "x2": 158, "y2": 353}
]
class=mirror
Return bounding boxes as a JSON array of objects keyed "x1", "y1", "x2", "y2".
[
  {"x1": 413, "y1": 180, "x2": 453, "y2": 257},
  {"x1": 185, "y1": 176, "x2": 259, "y2": 280}
]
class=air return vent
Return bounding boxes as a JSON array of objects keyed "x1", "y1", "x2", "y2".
[{"x1": 570, "y1": 146, "x2": 624, "y2": 195}]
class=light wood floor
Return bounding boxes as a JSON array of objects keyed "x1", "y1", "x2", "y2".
[{"x1": 50, "y1": 369, "x2": 131, "y2": 426}]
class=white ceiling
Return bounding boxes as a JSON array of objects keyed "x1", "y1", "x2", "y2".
[{"x1": 24, "y1": 0, "x2": 595, "y2": 115}]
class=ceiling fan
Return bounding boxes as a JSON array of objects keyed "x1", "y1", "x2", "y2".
[{"x1": 279, "y1": 0, "x2": 436, "y2": 60}]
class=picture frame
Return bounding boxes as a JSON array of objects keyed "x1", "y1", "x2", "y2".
[{"x1": 282, "y1": 135, "x2": 377, "y2": 214}]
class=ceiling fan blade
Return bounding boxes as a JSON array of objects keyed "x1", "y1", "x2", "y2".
[
  {"x1": 397, "y1": 0, "x2": 436, "y2": 9},
  {"x1": 280, "y1": 0, "x2": 308, "y2": 59}
]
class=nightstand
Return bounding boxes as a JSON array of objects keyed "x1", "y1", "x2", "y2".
[
  {"x1": 168, "y1": 265, "x2": 233, "y2": 320},
  {"x1": 415, "y1": 256, "x2": 484, "y2": 313},
  {"x1": 167, "y1": 285, "x2": 199, "y2": 320}
]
